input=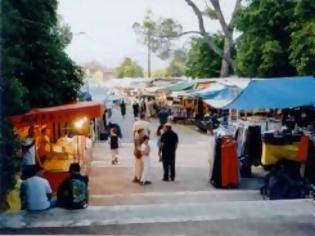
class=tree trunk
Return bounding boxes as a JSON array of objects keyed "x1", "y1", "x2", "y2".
[
  {"x1": 220, "y1": 36, "x2": 232, "y2": 77},
  {"x1": 147, "y1": 44, "x2": 151, "y2": 78}
]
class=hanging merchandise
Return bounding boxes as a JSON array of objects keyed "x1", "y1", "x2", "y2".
[{"x1": 211, "y1": 136, "x2": 239, "y2": 188}]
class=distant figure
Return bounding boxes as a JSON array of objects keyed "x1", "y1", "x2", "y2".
[
  {"x1": 21, "y1": 166, "x2": 54, "y2": 211},
  {"x1": 160, "y1": 123, "x2": 179, "y2": 181},
  {"x1": 105, "y1": 99, "x2": 113, "y2": 119},
  {"x1": 132, "y1": 101, "x2": 140, "y2": 119},
  {"x1": 102, "y1": 110, "x2": 107, "y2": 128},
  {"x1": 57, "y1": 163, "x2": 89, "y2": 209},
  {"x1": 140, "y1": 97, "x2": 147, "y2": 115},
  {"x1": 120, "y1": 100, "x2": 126, "y2": 118},
  {"x1": 38, "y1": 128, "x2": 51, "y2": 161},
  {"x1": 158, "y1": 108, "x2": 169, "y2": 125},
  {"x1": 109, "y1": 127, "x2": 121, "y2": 165},
  {"x1": 140, "y1": 135, "x2": 151, "y2": 185}
]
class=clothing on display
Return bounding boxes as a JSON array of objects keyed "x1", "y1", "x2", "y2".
[{"x1": 211, "y1": 136, "x2": 239, "y2": 188}]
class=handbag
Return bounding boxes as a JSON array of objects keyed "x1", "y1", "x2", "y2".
[{"x1": 134, "y1": 145, "x2": 142, "y2": 159}]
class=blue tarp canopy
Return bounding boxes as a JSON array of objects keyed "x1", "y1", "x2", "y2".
[
  {"x1": 209, "y1": 76, "x2": 315, "y2": 110},
  {"x1": 165, "y1": 80, "x2": 195, "y2": 92}
]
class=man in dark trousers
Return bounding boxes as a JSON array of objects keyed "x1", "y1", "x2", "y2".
[{"x1": 159, "y1": 123, "x2": 178, "y2": 181}]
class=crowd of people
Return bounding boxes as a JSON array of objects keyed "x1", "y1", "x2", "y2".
[{"x1": 103, "y1": 96, "x2": 179, "y2": 186}]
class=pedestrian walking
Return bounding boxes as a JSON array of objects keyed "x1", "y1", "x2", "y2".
[
  {"x1": 133, "y1": 129, "x2": 144, "y2": 183},
  {"x1": 132, "y1": 100, "x2": 140, "y2": 119},
  {"x1": 158, "y1": 107, "x2": 169, "y2": 125},
  {"x1": 140, "y1": 135, "x2": 151, "y2": 185},
  {"x1": 159, "y1": 123, "x2": 179, "y2": 181},
  {"x1": 120, "y1": 99, "x2": 126, "y2": 118},
  {"x1": 109, "y1": 127, "x2": 121, "y2": 165}
]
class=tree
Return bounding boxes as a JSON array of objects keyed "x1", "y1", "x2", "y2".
[
  {"x1": 182, "y1": 0, "x2": 241, "y2": 77},
  {"x1": 1, "y1": 0, "x2": 83, "y2": 201},
  {"x1": 116, "y1": 57, "x2": 144, "y2": 78},
  {"x1": 235, "y1": 0, "x2": 315, "y2": 77},
  {"x1": 289, "y1": 0, "x2": 315, "y2": 75},
  {"x1": 2, "y1": 0, "x2": 83, "y2": 110},
  {"x1": 185, "y1": 35, "x2": 224, "y2": 78},
  {"x1": 165, "y1": 49, "x2": 187, "y2": 77},
  {"x1": 133, "y1": 10, "x2": 182, "y2": 78}
]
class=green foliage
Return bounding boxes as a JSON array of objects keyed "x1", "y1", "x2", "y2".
[
  {"x1": 116, "y1": 58, "x2": 144, "y2": 78},
  {"x1": 0, "y1": 119, "x2": 21, "y2": 202},
  {"x1": 133, "y1": 10, "x2": 183, "y2": 60},
  {"x1": 185, "y1": 35, "x2": 224, "y2": 78},
  {"x1": 2, "y1": 0, "x2": 83, "y2": 110},
  {"x1": 1, "y1": 0, "x2": 83, "y2": 201},
  {"x1": 165, "y1": 49, "x2": 187, "y2": 77},
  {"x1": 235, "y1": 0, "x2": 315, "y2": 77},
  {"x1": 289, "y1": 0, "x2": 315, "y2": 76}
]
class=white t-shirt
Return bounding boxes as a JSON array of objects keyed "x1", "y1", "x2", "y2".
[
  {"x1": 22, "y1": 139, "x2": 36, "y2": 166},
  {"x1": 22, "y1": 176, "x2": 52, "y2": 210},
  {"x1": 133, "y1": 120, "x2": 150, "y2": 136}
]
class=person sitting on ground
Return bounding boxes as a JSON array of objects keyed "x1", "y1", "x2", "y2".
[
  {"x1": 57, "y1": 163, "x2": 89, "y2": 209},
  {"x1": 21, "y1": 165, "x2": 54, "y2": 211}
]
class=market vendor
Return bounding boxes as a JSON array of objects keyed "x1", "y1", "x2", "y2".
[
  {"x1": 21, "y1": 126, "x2": 40, "y2": 179},
  {"x1": 38, "y1": 128, "x2": 51, "y2": 161}
]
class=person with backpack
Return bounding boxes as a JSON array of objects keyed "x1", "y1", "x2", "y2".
[
  {"x1": 109, "y1": 127, "x2": 121, "y2": 165},
  {"x1": 57, "y1": 163, "x2": 89, "y2": 209}
]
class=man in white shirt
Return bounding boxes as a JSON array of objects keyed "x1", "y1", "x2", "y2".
[
  {"x1": 132, "y1": 113, "x2": 151, "y2": 138},
  {"x1": 21, "y1": 127, "x2": 40, "y2": 179},
  {"x1": 21, "y1": 166, "x2": 53, "y2": 211}
]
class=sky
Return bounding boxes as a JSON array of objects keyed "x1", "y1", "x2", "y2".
[{"x1": 57, "y1": 0, "x2": 235, "y2": 70}]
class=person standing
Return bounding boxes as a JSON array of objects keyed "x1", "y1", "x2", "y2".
[
  {"x1": 109, "y1": 127, "x2": 121, "y2": 165},
  {"x1": 120, "y1": 99, "x2": 126, "y2": 119},
  {"x1": 140, "y1": 135, "x2": 151, "y2": 185},
  {"x1": 158, "y1": 107, "x2": 169, "y2": 125},
  {"x1": 160, "y1": 123, "x2": 179, "y2": 181},
  {"x1": 133, "y1": 113, "x2": 151, "y2": 137},
  {"x1": 132, "y1": 100, "x2": 140, "y2": 119},
  {"x1": 133, "y1": 129, "x2": 144, "y2": 183},
  {"x1": 21, "y1": 127, "x2": 40, "y2": 179}
]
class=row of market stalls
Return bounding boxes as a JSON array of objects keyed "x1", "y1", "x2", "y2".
[
  {"x1": 8, "y1": 102, "x2": 104, "y2": 192},
  {"x1": 144, "y1": 76, "x2": 315, "y2": 197}
]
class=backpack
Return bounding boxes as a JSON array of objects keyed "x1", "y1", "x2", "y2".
[{"x1": 71, "y1": 179, "x2": 88, "y2": 209}]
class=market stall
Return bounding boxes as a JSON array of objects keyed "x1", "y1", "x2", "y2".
[
  {"x1": 9, "y1": 101, "x2": 104, "y2": 191},
  {"x1": 208, "y1": 76, "x2": 315, "y2": 198}
]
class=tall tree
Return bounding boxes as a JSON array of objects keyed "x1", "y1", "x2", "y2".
[
  {"x1": 133, "y1": 10, "x2": 182, "y2": 78},
  {"x1": 1, "y1": 0, "x2": 83, "y2": 201},
  {"x1": 116, "y1": 57, "x2": 144, "y2": 78},
  {"x1": 185, "y1": 35, "x2": 224, "y2": 78},
  {"x1": 183, "y1": 0, "x2": 241, "y2": 77},
  {"x1": 235, "y1": 0, "x2": 315, "y2": 77},
  {"x1": 165, "y1": 49, "x2": 187, "y2": 77},
  {"x1": 2, "y1": 0, "x2": 83, "y2": 111}
]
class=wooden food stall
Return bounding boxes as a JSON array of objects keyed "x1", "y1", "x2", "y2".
[{"x1": 9, "y1": 101, "x2": 104, "y2": 192}]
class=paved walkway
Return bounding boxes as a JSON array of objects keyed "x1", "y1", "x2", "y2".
[{"x1": 89, "y1": 106, "x2": 213, "y2": 200}]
